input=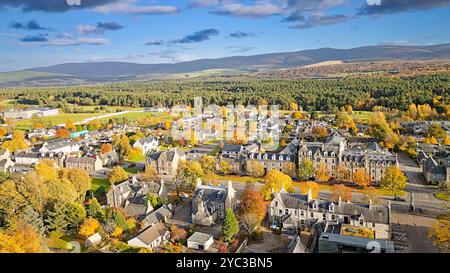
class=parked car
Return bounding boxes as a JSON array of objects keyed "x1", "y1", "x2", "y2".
[{"x1": 394, "y1": 196, "x2": 406, "y2": 202}]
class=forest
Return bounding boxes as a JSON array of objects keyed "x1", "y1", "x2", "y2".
[{"x1": 0, "y1": 73, "x2": 449, "y2": 112}]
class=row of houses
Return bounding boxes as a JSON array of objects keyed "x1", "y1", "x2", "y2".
[{"x1": 219, "y1": 132, "x2": 398, "y2": 185}]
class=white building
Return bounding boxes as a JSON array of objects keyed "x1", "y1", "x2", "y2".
[
  {"x1": 127, "y1": 223, "x2": 170, "y2": 249},
  {"x1": 133, "y1": 136, "x2": 159, "y2": 155},
  {"x1": 3, "y1": 107, "x2": 59, "y2": 120},
  {"x1": 39, "y1": 138, "x2": 80, "y2": 154},
  {"x1": 187, "y1": 232, "x2": 214, "y2": 251}
]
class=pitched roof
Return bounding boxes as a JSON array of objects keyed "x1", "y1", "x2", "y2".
[
  {"x1": 187, "y1": 232, "x2": 213, "y2": 244},
  {"x1": 131, "y1": 223, "x2": 167, "y2": 245}
]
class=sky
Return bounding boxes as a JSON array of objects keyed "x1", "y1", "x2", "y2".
[{"x1": 0, "y1": 0, "x2": 450, "y2": 72}]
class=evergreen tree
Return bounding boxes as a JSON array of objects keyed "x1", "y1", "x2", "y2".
[{"x1": 222, "y1": 208, "x2": 239, "y2": 242}]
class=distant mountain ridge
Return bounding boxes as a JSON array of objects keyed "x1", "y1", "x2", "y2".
[{"x1": 2, "y1": 43, "x2": 450, "y2": 86}]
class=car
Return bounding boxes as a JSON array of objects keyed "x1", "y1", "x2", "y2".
[{"x1": 394, "y1": 196, "x2": 406, "y2": 202}]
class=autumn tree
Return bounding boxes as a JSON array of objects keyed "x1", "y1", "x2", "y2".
[
  {"x1": 65, "y1": 120, "x2": 76, "y2": 132},
  {"x1": 59, "y1": 168, "x2": 91, "y2": 201},
  {"x1": 427, "y1": 213, "x2": 450, "y2": 252},
  {"x1": 100, "y1": 143, "x2": 113, "y2": 154},
  {"x1": 170, "y1": 225, "x2": 187, "y2": 241},
  {"x1": 330, "y1": 184, "x2": 352, "y2": 202},
  {"x1": 335, "y1": 163, "x2": 350, "y2": 182},
  {"x1": 239, "y1": 183, "x2": 266, "y2": 225},
  {"x1": 312, "y1": 126, "x2": 328, "y2": 139},
  {"x1": 56, "y1": 128, "x2": 70, "y2": 139},
  {"x1": 380, "y1": 166, "x2": 407, "y2": 194},
  {"x1": 298, "y1": 159, "x2": 315, "y2": 181},
  {"x1": 1, "y1": 130, "x2": 29, "y2": 153},
  {"x1": 426, "y1": 123, "x2": 447, "y2": 139},
  {"x1": 35, "y1": 159, "x2": 58, "y2": 182},
  {"x1": 315, "y1": 162, "x2": 330, "y2": 182},
  {"x1": 335, "y1": 111, "x2": 357, "y2": 134},
  {"x1": 261, "y1": 170, "x2": 292, "y2": 200},
  {"x1": 203, "y1": 172, "x2": 219, "y2": 186},
  {"x1": 299, "y1": 182, "x2": 320, "y2": 199},
  {"x1": 175, "y1": 160, "x2": 204, "y2": 194},
  {"x1": 353, "y1": 168, "x2": 371, "y2": 187},
  {"x1": 368, "y1": 112, "x2": 398, "y2": 148},
  {"x1": 222, "y1": 208, "x2": 239, "y2": 242},
  {"x1": 85, "y1": 198, "x2": 105, "y2": 222},
  {"x1": 199, "y1": 155, "x2": 216, "y2": 173},
  {"x1": 79, "y1": 217, "x2": 101, "y2": 237},
  {"x1": 219, "y1": 160, "x2": 231, "y2": 175},
  {"x1": 0, "y1": 221, "x2": 44, "y2": 253},
  {"x1": 107, "y1": 166, "x2": 129, "y2": 185},
  {"x1": 139, "y1": 166, "x2": 159, "y2": 182},
  {"x1": 247, "y1": 161, "x2": 265, "y2": 178}
]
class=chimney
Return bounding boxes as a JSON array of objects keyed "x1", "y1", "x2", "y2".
[
  {"x1": 369, "y1": 199, "x2": 373, "y2": 209},
  {"x1": 196, "y1": 177, "x2": 202, "y2": 189},
  {"x1": 307, "y1": 188, "x2": 312, "y2": 202},
  {"x1": 338, "y1": 196, "x2": 342, "y2": 206}
]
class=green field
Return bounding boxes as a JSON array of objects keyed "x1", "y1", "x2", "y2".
[{"x1": 91, "y1": 178, "x2": 109, "y2": 193}]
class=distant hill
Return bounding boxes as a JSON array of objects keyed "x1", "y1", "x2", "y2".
[{"x1": 2, "y1": 43, "x2": 450, "y2": 87}]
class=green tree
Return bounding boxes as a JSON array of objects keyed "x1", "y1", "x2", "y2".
[{"x1": 222, "y1": 208, "x2": 239, "y2": 242}]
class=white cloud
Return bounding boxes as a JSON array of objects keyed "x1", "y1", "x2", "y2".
[{"x1": 94, "y1": 0, "x2": 179, "y2": 15}]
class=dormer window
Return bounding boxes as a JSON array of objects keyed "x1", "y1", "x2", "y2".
[{"x1": 329, "y1": 203, "x2": 334, "y2": 212}]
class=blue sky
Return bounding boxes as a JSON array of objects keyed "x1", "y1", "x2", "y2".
[{"x1": 0, "y1": 0, "x2": 450, "y2": 72}]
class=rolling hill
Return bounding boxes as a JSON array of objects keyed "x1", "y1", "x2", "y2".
[{"x1": 2, "y1": 43, "x2": 450, "y2": 87}]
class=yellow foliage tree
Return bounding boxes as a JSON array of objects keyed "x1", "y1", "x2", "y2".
[
  {"x1": 34, "y1": 159, "x2": 58, "y2": 182},
  {"x1": 353, "y1": 168, "x2": 371, "y2": 187},
  {"x1": 79, "y1": 217, "x2": 101, "y2": 237},
  {"x1": 260, "y1": 170, "x2": 293, "y2": 200},
  {"x1": 299, "y1": 182, "x2": 320, "y2": 199},
  {"x1": 427, "y1": 213, "x2": 450, "y2": 252},
  {"x1": 316, "y1": 162, "x2": 330, "y2": 182}
]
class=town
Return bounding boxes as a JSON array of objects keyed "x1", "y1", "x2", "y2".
[{"x1": 0, "y1": 99, "x2": 448, "y2": 254}]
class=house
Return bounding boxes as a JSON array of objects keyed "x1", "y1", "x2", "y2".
[
  {"x1": 221, "y1": 144, "x2": 243, "y2": 158},
  {"x1": 39, "y1": 138, "x2": 80, "y2": 154},
  {"x1": 270, "y1": 189, "x2": 391, "y2": 239},
  {"x1": 85, "y1": 233, "x2": 102, "y2": 248},
  {"x1": 127, "y1": 223, "x2": 170, "y2": 249},
  {"x1": 27, "y1": 128, "x2": 56, "y2": 140},
  {"x1": 286, "y1": 236, "x2": 308, "y2": 253},
  {"x1": 133, "y1": 136, "x2": 159, "y2": 155},
  {"x1": 99, "y1": 150, "x2": 119, "y2": 167},
  {"x1": 245, "y1": 152, "x2": 296, "y2": 177},
  {"x1": 141, "y1": 204, "x2": 173, "y2": 229},
  {"x1": 422, "y1": 155, "x2": 450, "y2": 185},
  {"x1": 106, "y1": 177, "x2": 166, "y2": 219},
  {"x1": 70, "y1": 130, "x2": 89, "y2": 138},
  {"x1": 14, "y1": 151, "x2": 66, "y2": 167},
  {"x1": 64, "y1": 156, "x2": 103, "y2": 172},
  {"x1": 191, "y1": 180, "x2": 237, "y2": 226},
  {"x1": 145, "y1": 148, "x2": 186, "y2": 175},
  {"x1": 187, "y1": 232, "x2": 214, "y2": 251}
]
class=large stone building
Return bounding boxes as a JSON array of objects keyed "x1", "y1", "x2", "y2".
[
  {"x1": 298, "y1": 132, "x2": 398, "y2": 184},
  {"x1": 39, "y1": 138, "x2": 80, "y2": 154},
  {"x1": 422, "y1": 155, "x2": 450, "y2": 185},
  {"x1": 191, "y1": 180, "x2": 237, "y2": 226},
  {"x1": 270, "y1": 189, "x2": 391, "y2": 240},
  {"x1": 145, "y1": 148, "x2": 186, "y2": 175},
  {"x1": 64, "y1": 156, "x2": 103, "y2": 173}
]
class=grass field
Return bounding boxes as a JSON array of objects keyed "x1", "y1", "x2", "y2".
[{"x1": 91, "y1": 178, "x2": 109, "y2": 193}]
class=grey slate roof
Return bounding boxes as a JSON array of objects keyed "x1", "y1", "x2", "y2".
[{"x1": 187, "y1": 232, "x2": 213, "y2": 244}]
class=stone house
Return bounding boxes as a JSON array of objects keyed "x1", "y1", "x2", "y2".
[
  {"x1": 191, "y1": 180, "x2": 237, "y2": 226},
  {"x1": 145, "y1": 148, "x2": 186, "y2": 175},
  {"x1": 127, "y1": 223, "x2": 170, "y2": 249},
  {"x1": 270, "y1": 189, "x2": 391, "y2": 240},
  {"x1": 64, "y1": 156, "x2": 103, "y2": 172}
]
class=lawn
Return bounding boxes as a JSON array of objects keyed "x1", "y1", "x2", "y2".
[
  {"x1": 217, "y1": 174, "x2": 262, "y2": 183},
  {"x1": 91, "y1": 178, "x2": 109, "y2": 193},
  {"x1": 14, "y1": 113, "x2": 100, "y2": 128},
  {"x1": 126, "y1": 153, "x2": 145, "y2": 163},
  {"x1": 124, "y1": 166, "x2": 139, "y2": 174},
  {"x1": 351, "y1": 111, "x2": 374, "y2": 123}
]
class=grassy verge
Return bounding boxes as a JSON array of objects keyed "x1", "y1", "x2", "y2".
[{"x1": 435, "y1": 192, "x2": 450, "y2": 201}]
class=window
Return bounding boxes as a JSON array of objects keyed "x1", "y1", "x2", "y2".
[
  {"x1": 331, "y1": 215, "x2": 336, "y2": 220},
  {"x1": 360, "y1": 219, "x2": 364, "y2": 226},
  {"x1": 300, "y1": 211, "x2": 304, "y2": 216},
  {"x1": 372, "y1": 223, "x2": 376, "y2": 228},
  {"x1": 279, "y1": 209, "x2": 282, "y2": 214},
  {"x1": 285, "y1": 209, "x2": 289, "y2": 215},
  {"x1": 275, "y1": 201, "x2": 278, "y2": 207},
  {"x1": 310, "y1": 212, "x2": 314, "y2": 217},
  {"x1": 322, "y1": 214, "x2": 326, "y2": 221}
]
